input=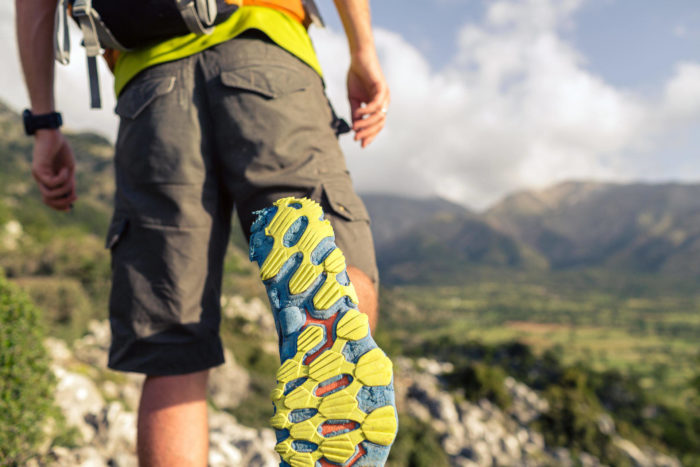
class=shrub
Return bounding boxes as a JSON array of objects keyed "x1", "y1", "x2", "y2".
[
  {"x1": 388, "y1": 414, "x2": 448, "y2": 467},
  {"x1": 449, "y1": 362, "x2": 512, "y2": 409},
  {"x1": 535, "y1": 367, "x2": 631, "y2": 466},
  {"x1": 0, "y1": 272, "x2": 58, "y2": 465},
  {"x1": 13, "y1": 276, "x2": 93, "y2": 342}
]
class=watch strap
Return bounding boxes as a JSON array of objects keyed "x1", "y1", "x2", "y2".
[{"x1": 23, "y1": 109, "x2": 63, "y2": 135}]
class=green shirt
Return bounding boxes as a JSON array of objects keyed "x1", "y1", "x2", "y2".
[{"x1": 113, "y1": 6, "x2": 322, "y2": 97}]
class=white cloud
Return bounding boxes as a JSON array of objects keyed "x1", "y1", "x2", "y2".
[
  {"x1": 3, "y1": 0, "x2": 700, "y2": 209},
  {"x1": 662, "y1": 62, "x2": 700, "y2": 120},
  {"x1": 312, "y1": 0, "x2": 700, "y2": 209}
]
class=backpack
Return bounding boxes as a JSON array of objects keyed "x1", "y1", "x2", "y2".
[{"x1": 55, "y1": 0, "x2": 324, "y2": 108}]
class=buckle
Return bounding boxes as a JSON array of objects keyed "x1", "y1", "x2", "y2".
[{"x1": 71, "y1": 0, "x2": 92, "y2": 17}]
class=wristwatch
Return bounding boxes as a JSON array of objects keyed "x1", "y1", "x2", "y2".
[{"x1": 23, "y1": 109, "x2": 63, "y2": 135}]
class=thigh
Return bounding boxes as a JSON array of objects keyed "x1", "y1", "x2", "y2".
[{"x1": 106, "y1": 56, "x2": 229, "y2": 375}]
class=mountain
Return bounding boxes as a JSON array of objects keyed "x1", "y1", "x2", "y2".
[
  {"x1": 362, "y1": 195, "x2": 547, "y2": 283},
  {"x1": 485, "y1": 181, "x2": 700, "y2": 274},
  {"x1": 362, "y1": 194, "x2": 471, "y2": 250},
  {"x1": 364, "y1": 180, "x2": 700, "y2": 282}
]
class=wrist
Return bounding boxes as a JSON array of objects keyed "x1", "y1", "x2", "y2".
[
  {"x1": 350, "y1": 47, "x2": 378, "y2": 63},
  {"x1": 34, "y1": 128, "x2": 62, "y2": 139}
]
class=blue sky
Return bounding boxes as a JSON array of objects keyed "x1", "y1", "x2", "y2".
[
  {"x1": 321, "y1": 0, "x2": 700, "y2": 91},
  {"x1": 2, "y1": 0, "x2": 699, "y2": 209}
]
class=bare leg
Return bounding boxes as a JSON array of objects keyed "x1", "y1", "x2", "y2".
[
  {"x1": 347, "y1": 265, "x2": 378, "y2": 332},
  {"x1": 137, "y1": 370, "x2": 209, "y2": 467}
]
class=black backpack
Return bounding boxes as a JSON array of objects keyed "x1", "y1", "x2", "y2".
[{"x1": 55, "y1": 0, "x2": 323, "y2": 108}]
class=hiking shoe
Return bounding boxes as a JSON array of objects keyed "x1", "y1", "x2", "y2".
[{"x1": 249, "y1": 197, "x2": 398, "y2": 467}]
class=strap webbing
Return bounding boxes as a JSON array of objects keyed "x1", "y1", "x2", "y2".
[
  {"x1": 73, "y1": 0, "x2": 103, "y2": 108},
  {"x1": 86, "y1": 56, "x2": 102, "y2": 109},
  {"x1": 176, "y1": 0, "x2": 214, "y2": 35},
  {"x1": 54, "y1": 0, "x2": 71, "y2": 65}
]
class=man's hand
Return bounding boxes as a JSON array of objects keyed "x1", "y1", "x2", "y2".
[
  {"x1": 333, "y1": 0, "x2": 389, "y2": 148},
  {"x1": 32, "y1": 129, "x2": 77, "y2": 211},
  {"x1": 348, "y1": 51, "x2": 390, "y2": 148}
]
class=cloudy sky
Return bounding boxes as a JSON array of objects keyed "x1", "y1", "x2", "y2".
[{"x1": 2, "y1": 0, "x2": 699, "y2": 209}]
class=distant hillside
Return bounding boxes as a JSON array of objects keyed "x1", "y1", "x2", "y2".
[
  {"x1": 6, "y1": 97, "x2": 700, "y2": 281},
  {"x1": 362, "y1": 195, "x2": 546, "y2": 283},
  {"x1": 362, "y1": 194, "x2": 470, "y2": 249},
  {"x1": 365, "y1": 181, "x2": 700, "y2": 283},
  {"x1": 486, "y1": 181, "x2": 700, "y2": 274},
  {"x1": 0, "y1": 101, "x2": 115, "y2": 236}
]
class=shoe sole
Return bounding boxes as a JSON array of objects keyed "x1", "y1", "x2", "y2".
[{"x1": 249, "y1": 197, "x2": 398, "y2": 467}]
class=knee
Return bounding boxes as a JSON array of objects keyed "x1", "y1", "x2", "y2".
[{"x1": 347, "y1": 266, "x2": 377, "y2": 302}]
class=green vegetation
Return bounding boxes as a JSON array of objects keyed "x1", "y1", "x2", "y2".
[
  {"x1": 0, "y1": 272, "x2": 61, "y2": 465},
  {"x1": 387, "y1": 415, "x2": 449, "y2": 467},
  {"x1": 393, "y1": 326, "x2": 700, "y2": 465},
  {"x1": 448, "y1": 362, "x2": 512, "y2": 409},
  {"x1": 379, "y1": 270, "x2": 699, "y2": 409}
]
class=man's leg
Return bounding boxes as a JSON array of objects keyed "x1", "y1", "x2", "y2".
[
  {"x1": 137, "y1": 370, "x2": 210, "y2": 467},
  {"x1": 106, "y1": 55, "x2": 229, "y2": 465},
  {"x1": 347, "y1": 265, "x2": 378, "y2": 331}
]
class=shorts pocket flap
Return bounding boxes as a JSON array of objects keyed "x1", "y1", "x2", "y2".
[
  {"x1": 323, "y1": 182, "x2": 370, "y2": 223},
  {"x1": 115, "y1": 76, "x2": 176, "y2": 119},
  {"x1": 105, "y1": 218, "x2": 129, "y2": 249},
  {"x1": 220, "y1": 65, "x2": 307, "y2": 99}
]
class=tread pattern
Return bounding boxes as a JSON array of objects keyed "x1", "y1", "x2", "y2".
[{"x1": 250, "y1": 197, "x2": 397, "y2": 467}]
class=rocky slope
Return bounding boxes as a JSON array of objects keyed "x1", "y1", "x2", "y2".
[
  {"x1": 29, "y1": 296, "x2": 681, "y2": 467},
  {"x1": 37, "y1": 318, "x2": 277, "y2": 467}
]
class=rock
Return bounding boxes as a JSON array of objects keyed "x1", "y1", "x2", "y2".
[
  {"x1": 551, "y1": 447, "x2": 574, "y2": 467},
  {"x1": 416, "y1": 357, "x2": 454, "y2": 375},
  {"x1": 53, "y1": 367, "x2": 105, "y2": 442},
  {"x1": 109, "y1": 451, "x2": 138, "y2": 467},
  {"x1": 73, "y1": 320, "x2": 111, "y2": 367},
  {"x1": 208, "y1": 348, "x2": 250, "y2": 410},
  {"x1": 501, "y1": 434, "x2": 520, "y2": 459},
  {"x1": 504, "y1": 376, "x2": 548, "y2": 425},
  {"x1": 208, "y1": 410, "x2": 278, "y2": 466},
  {"x1": 470, "y1": 440, "x2": 492, "y2": 465},
  {"x1": 221, "y1": 295, "x2": 275, "y2": 334},
  {"x1": 1, "y1": 219, "x2": 23, "y2": 250},
  {"x1": 44, "y1": 337, "x2": 73, "y2": 365},
  {"x1": 74, "y1": 446, "x2": 107, "y2": 467},
  {"x1": 615, "y1": 437, "x2": 654, "y2": 467},
  {"x1": 101, "y1": 402, "x2": 137, "y2": 454},
  {"x1": 596, "y1": 413, "x2": 616, "y2": 436},
  {"x1": 405, "y1": 398, "x2": 432, "y2": 423},
  {"x1": 579, "y1": 451, "x2": 603, "y2": 467}
]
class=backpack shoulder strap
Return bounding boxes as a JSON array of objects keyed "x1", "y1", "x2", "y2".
[{"x1": 176, "y1": 0, "x2": 216, "y2": 35}]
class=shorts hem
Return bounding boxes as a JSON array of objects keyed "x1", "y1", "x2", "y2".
[{"x1": 108, "y1": 338, "x2": 225, "y2": 376}]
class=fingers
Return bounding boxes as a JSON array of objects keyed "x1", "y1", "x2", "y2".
[
  {"x1": 32, "y1": 165, "x2": 70, "y2": 189},
  {"x1": 352, "y1": 85, "x2": 389, "y2": 122},
  {"x1": 33, "y1": 170, "x2": 76, "y2": 211},
  {"x1": 31, "y1": 132, "x2": 78, "y2": 211},
  {"x1": 42, "y1": 186, "x2": 76, "y2": 211},
  {"x1": 353, "y1": 108, "x2": 387, "y2": 148}
]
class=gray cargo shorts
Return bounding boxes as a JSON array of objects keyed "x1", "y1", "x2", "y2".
[{"x1": 105, "y1": 31, "x2": 378, "y2": 375}]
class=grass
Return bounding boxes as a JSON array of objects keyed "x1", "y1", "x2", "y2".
[{"x1": 379, "y1": 270, "x2": 700, "y2": 409}]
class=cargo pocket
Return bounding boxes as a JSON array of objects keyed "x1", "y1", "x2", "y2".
[
  {"x1": 322, "y1": 180, "x2": 370, "y2": 223},
  {"x1": 220, "y1": 64, "x2": 307, "y2": 99},
  {"x1": 115, "y1": 76, "x2": 176, "y2": 120},
  {"x1": 105, "y1": 217, "x2": 129, "y2": 251}
]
